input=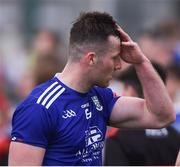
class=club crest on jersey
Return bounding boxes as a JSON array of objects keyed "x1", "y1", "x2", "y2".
[{"x1": 91, "y1": 96, "x2": 103, "y2": 111}]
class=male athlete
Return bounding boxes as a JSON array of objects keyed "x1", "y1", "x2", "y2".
[{"x1": 8, "y1": 12, "x2": 175, "y2": 166}]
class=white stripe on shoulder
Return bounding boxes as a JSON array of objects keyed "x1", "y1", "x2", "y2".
[
  {"x1": 41, "y1": 85, "x2": 62, "y2": 106},
  {"x1": 36, "y1": 81, "x2": 58, "y2": 104},
  {"x1": 45, "y1": 87, "x2": 66, "y2": 109}
]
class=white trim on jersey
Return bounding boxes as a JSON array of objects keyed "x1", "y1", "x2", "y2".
[
  {"x1": 36, "y1": 81, "x2": 65, "y2": 109},
  {"x1": 45, "y1": 87, "x2": 66, "y2": 109},
  {"x1": 41, "y1": 85, "x2": 62, "y2": 106},
  {"x1": 36, "y1": 81, "x2": 58, "y2": 104}
]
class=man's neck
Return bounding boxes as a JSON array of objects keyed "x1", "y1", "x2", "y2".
[{"x1": 56, "y1": 61, "x2": 93, "y2": 93}]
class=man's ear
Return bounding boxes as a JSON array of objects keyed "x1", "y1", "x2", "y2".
[{"x1": 85, "y1": 52, "x2": 98, "y2": 66}]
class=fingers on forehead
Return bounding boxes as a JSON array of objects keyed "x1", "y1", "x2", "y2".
[{"x1": 116, "y1": 24, "x2": 132, "y2": 41}]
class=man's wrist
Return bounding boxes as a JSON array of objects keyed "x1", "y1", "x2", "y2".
[{"x1": 134, "y1": 56, "x2": 151, "y2": 69}]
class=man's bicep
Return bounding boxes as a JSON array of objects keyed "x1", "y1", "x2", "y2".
[
  {"x1": 8, "y1": 142, "x2": 45, "y2": 166},
  {"x1": 109, "y1": 96, "x2": 152, "y2": 129}
]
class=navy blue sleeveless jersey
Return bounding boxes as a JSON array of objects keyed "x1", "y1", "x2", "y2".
[{"x1": 11, "y1": 76, "x2": 119, "y2": 165}]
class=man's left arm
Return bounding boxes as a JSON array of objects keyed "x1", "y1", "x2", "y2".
[
  {"x1": 109, "y1": 25, "x2": 175, "y2": 129},
  {"x1": 135, "y1": 58, "x2": 175, "y2": 127}
]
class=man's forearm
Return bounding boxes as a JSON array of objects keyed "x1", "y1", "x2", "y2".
[{"x1": 134, "y1": 58, "x2": 175, "y2": 125}]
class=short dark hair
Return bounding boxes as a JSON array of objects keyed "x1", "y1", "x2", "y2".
[
  {"x1": 118, "y1": 62, "x2": 167, "y2": 98},
  {"x1": 69, "y1": 11, "x2": 120, "y2": 59}
]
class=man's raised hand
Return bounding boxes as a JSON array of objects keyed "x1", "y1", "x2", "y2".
[{"x1": 116, "y1": 24, "x2": 147, "y2": 64}]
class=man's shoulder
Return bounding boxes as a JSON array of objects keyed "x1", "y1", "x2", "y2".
[
  {"x1": 18, "y1": 77, "x2": 65, "y2": 110},
  {"x1": 31, "y1": 78, "x2": 66, "y2": 109}
]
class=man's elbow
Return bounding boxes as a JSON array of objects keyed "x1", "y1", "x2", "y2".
[
  {"x1": 158, "y1": 108, "x2": 176, "y2": 128},
  {"x1": 168, "y1": 109, "x2": 176, "y2": 124}
]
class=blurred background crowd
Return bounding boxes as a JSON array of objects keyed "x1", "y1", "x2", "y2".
[{"x1": 0, "y1": 0, "x2": 180, "y2": 165}]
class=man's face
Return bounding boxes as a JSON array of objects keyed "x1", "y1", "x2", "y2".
[{"x1": 94, "y1": 35, "x2": 121, "y2": 87}]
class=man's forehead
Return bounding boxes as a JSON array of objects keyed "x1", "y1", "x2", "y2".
[
  {"x1": 107, "y1": 35, "x2": 121, "y2": 51},
  {"x1": 108, "y1": 35, "x2": 121, "y2": 44}
]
